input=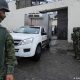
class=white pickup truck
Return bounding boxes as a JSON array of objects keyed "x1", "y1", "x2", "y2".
[{"x1": 10, "y1": 26, "x2": 50, "y2": 61}]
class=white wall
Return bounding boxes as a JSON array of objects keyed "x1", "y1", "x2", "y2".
[
  {"x1": 68, "y1": 1, "x2": 80, "y2": 42},
  {"x1": 2, "y1": 11, "x2": 25, "y2": 31}
]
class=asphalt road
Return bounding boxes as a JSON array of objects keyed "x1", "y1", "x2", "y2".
[{"x1": 14, "y1": 39, "x2": 80, "y2": 80}]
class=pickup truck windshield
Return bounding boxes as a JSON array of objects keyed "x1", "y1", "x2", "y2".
[{"x1": 13, "y1": 27, "x2": 40, "y2": 34}]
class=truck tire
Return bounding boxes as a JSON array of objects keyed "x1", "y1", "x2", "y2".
[{"x1": 32, "y1": 44, "x2": 42, "y2": 61}]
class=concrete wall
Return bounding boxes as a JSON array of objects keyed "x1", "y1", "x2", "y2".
[
  {"x1": 68, "y1": 1, "x2": 80, "y2": 42},
  {"x1": 2, "y1": 11, "x2": 25, "y2": 31}
]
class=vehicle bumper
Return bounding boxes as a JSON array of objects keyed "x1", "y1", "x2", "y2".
[{"x1": 14, "y1": 43, "x2": 35, "y2": 57}]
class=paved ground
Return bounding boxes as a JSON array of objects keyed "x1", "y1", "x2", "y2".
[{"x1": 14, "y1": 37, "x2": 80, "y2": 80}]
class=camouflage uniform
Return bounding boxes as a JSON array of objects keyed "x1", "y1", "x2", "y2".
[
  {"x1": 0, "y1": 25, "x2": 17, "y2": 80},
  {"x1": 71, "y1": 27, "x2": 80, "y2": 59}
]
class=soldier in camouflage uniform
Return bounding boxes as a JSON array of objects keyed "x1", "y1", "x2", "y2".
[
  {"x1": 0, "y1": 0, "x2": 17, "y2": 80},
  {"x1": 71, "y1": 27, "x2": 80, "y2": 60}
]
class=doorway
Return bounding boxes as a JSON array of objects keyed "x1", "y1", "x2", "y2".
[{"x1": 57, "y1": 8, "x2": 68, "y2": 40}]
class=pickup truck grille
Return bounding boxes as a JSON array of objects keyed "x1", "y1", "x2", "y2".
[{"x1": 14, "y1": 40, "x2": 21, "y2": 46}]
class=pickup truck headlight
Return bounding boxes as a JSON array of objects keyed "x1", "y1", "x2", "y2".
[{"x1": 19, "y1": 38, "x2": 33, "y2": 45}]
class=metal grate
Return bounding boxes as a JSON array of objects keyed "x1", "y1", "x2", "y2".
[
  {"x1": 15, "y1": 49, "x2": 19, "y2": 52},
  {"x1": 14, "y1": 40, "x2": 21, "y2": 46}
]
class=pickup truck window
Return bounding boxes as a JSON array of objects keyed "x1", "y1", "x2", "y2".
[
  {"x1": 41, "y1": 28, "x2": 47, "y2": 35},
  {"x1": 13, "y1": 27, "x2": 40, "y2": 34}
]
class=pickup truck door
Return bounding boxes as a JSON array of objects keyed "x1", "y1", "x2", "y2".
[{"x1": 41, "y1": 28, "x2": 47, "y2": 48}]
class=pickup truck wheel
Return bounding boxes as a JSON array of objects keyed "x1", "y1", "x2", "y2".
[{"x1": 33, "y1": 45, "x2": 42, "y2": 61}]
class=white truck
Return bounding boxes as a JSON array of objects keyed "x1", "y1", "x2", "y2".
[{"x1": 10, "y1": 13, "x2": 52, "y2": 61}]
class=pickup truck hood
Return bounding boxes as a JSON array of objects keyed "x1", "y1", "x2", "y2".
[{"x1": 10, "y1": 33, "x2": 39, "y2": 40}]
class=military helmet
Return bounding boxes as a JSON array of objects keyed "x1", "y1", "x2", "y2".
[
  {"x1": 73, "y1": 27, "x2": 80, "y2": 32},
  {"x1": 0, "y1": 0, "x2": 10, "y2": 12}
]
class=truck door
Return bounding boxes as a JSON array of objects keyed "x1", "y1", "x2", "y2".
[{"x1": 41, "y1": 28, "x2": 47, "y2": 48}]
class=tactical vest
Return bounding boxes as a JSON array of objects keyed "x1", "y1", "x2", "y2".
[{"x1": 0, "y1": 25, "x2": 6, "y2": 78}]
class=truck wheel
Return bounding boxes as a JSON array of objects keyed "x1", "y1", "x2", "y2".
[{"x1": 33, "y1": 45, "x2": 42, "y2": 61}]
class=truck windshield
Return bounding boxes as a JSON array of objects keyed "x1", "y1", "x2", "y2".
[{"x1": 13, "y1": 27, "x2": 40, "y2": 34}]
